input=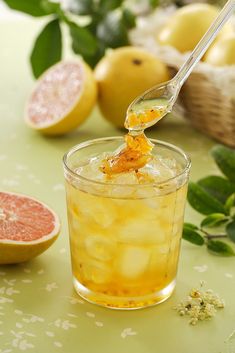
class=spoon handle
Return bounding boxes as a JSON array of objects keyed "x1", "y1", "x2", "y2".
[{"x1": 174, "y1": 0, "x2": 235, "y2": 87}]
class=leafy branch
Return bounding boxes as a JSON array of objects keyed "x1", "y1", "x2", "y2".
[
  {"x1": 2, "y1": 0, "x2": 158, "y2": 78},
  {"x1": 183, "y1": 145, "x2": 235, "y2": 256}
]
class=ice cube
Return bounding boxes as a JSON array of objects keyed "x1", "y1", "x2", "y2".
[
  {"x1": 143, "y1": 195, "x2": 161, "y2": 209},
  {"x1": 76, "y1": 194, "x2": 117, "y2": 228},
  {"x1": 81, "y1": 258, "x2": 112, "y2": 284},
  {"x1": 115, "y1": 246, "x2": 150, "y2": 279},
  {"x1": 135, "y1": 187, "x2": 157, "y2": 199},
  {"x1": 69, "y1": 212, "x2": 81, "y2": 233},
  {"x1": 118, "y1": 219, "x2": 166, "y2": 244},
  {"x1": 84, "y1": 234, "x2": 115, "y2": 262},
  {"x1": 141, "y1": 156, "x2": 176, "y2": 183},
  {"x1": 111, "y1": 171, "x2": 138, "y2": 185}
]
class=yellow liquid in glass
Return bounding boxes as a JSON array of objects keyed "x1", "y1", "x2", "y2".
[{"x1": 66, "y1": 180, "x2": 187, "y2": 309}]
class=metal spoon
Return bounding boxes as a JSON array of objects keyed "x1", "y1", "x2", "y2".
[{"x1": 126, "y1": 0, "x2": 235, "y2": 132}]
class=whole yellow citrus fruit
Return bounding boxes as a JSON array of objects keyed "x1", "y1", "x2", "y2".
[
  {"x1": 94, "y1": 47, "x2": 170, "y2": 128},
  {"x1": 204, "y1": 33, "x2": 235, "y2": 66},
  {"x1": 25, "y1": 60, "x2": 97, "y2": 135},
  {"x1": 157, "y1": 3, "x2": 230, "y2": 53}
]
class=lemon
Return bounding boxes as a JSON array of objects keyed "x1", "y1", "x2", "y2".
[
  {"x1": 157, "y1": 3, "x2": 230, "y2": 53},
  {"x1": 25, "y1": 60, "x2": 97, "y2": 135},
  {"x1": 204, "y1": 33, "x2": 235, "y2": 66},
  {"x1": 94, "y1": 47, "x2": 170, "y2": 127}
]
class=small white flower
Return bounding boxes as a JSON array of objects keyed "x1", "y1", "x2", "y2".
[
  {"x1": 6, "y1": 287, "x2": 20, "y2": 296},
  {"x1": 0, "y1": 296, "x2": 13, "y2": 304},
  {"x1": 67, "y1": 313, "x2": 77, "y2": 318},
  {"x1": 19, "y1": 339, "x2": 34, "y2": 350},
  {"x1": 0, "y1": 155, "x2": 7, "y2": 161},
  {"x1": 22, "y1": 318, "x2": 30, "y2": 323},
  {"x1": 53, "y1": 184, "x2": 65, "y2": 191},
  {"x1": 67, "y1": 297, "x2": 84, "y2": 305},
  {"x1": 2, "y1": 179, "x2": 19, "y2": 186},
  {"x1": 27, "y1": 174, "x2": 35, "y2": 180},
  {"x1": 225, "y1": 273, "x2": 233, "y2": 278},
  {"x1": 45, "y1": 283, "x2": 58, "y2": 292},
  {"x1": 15, "y1": 164, "x2": 28, "y2": 171},
  {"x1": 21, "y1": 280, "x2": 32, "y2": 284},
  {"x1": 25, "y1": 332, "x2": 36, "y2": 337},
  {"x1": 3, "y1": 279, "x2": 16, "y2": 286},
  {"x1": 28, "y1": 315, "x2": 44, "y2": 323},
  {"x1": 193, "y1": 265, "x2": 208, "y2": 273},
  {"x1": 121, "y1": 328, "x2": 137, "y2": 339},
  {"x1": 45, "y1": 331, "x2": 55, "y2": 337},
  {"x1": 95, "y1": 321, "x2": 104, "y2": 327},
  {"x1": 54, "y1": 319, "x2": 76, "y2": 330},
  {"x1": 23, "y1": 269, "x2": 31, "y2": 274},
  {"x1": 86, "y1": 312, "x2": 95, "y2": 318},
  {"x1": 54, "y1": 341, "x2": 63, "y2": 348}
]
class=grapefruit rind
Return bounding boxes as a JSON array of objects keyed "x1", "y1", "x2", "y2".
[
  {"x1": 0, "y1": 191, "x2": 60, "y2": 264},
  {"x1": 24, "y1": 60, "x2": 97, "y2": 135}
]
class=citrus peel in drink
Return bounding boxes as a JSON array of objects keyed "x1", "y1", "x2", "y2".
[
  {"x1": 100, "y1": 133, "x2": 153, "y2": 175},
  {"x1": 0, "y1": 191, "x2": 60, "y2": 264}
]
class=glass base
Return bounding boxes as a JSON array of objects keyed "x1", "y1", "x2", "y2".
[{"x1": 73, "y1": 277, "x2": 176, "y2": 310}]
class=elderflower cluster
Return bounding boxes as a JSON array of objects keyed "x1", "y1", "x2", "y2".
[{"x1": 174, "y1": 282, "x2": 225, "y2": 325}]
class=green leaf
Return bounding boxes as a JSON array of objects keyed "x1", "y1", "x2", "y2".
[
  {"x1": 66, "y1": 0, "x2": 94, "y2": 15},
  {"x1": 69, "y1": 22, "x2": 98, "y2": 57},
  {"x1": 182, "y1": 226, "x2": 204, "y2": 245},
  {"x1": 226, "y1": 220, "x2": 235, "y2": 243},
  {"x1": 97, "y1": 11, "x2": 129, "y2": 48},
  {"x1": 122, "y1": 8, "x2": 136, "y2": 29},
  {"x1": 149, "y1": 0, "x2": 159, "y2": 8},
  {"x1": 184, "y1": 222, "x2": 199, "y2": 230},
  {"x1": 198, "y1": 175, "x2": 235, "y2": 204},
  {"x1": 225, "y1": 193, "x2": 235, "y2": 213},
  {"x1": 99, "y1": 0, "x2": 124, "y2": 13},
  {"x1": 207, "y1": 240, "x2": 235, "y2": 256},
  {"x1": 41, "y1": 0, "x2": 61, "y2": 14},
  {"x1": 211, "y1": 145, "x2": 235, "y2": 183},
  {"x1": 30, "y1": 18, "x2": 62, "y2": 78},
  {"x1": 187, "y1": 182, "x2": 226, "y2": 215},
  {"x1": 201, "y1": 213, "x2": 228, "y2": 228},
  {"x1": 3, "y1": 0, "x2": 49, "y2": 16}
]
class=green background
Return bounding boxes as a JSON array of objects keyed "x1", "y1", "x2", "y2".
[{"x1": 0, "y1": 16, "x2": 234, "y2": 353}]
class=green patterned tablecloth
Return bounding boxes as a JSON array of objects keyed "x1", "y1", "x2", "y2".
[{"x1": 0, "y1": 16, "x2": 234, "y2": 353}]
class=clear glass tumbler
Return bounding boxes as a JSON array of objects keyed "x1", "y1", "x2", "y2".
[{"x1": 63, "y1": 137, "x2": 191, "y2": 309}]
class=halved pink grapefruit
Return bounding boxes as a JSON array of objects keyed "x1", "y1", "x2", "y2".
[
  {"x1": 0, "y1": 191, "x2": 60, "y2": 264},
  {"x1": 25, "y1": 60, "x2": 97, "y2": 135}
]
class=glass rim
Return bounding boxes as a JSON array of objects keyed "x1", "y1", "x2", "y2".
[{"x1": 62, "y1": 136, "x2": 191, "y2": 188}]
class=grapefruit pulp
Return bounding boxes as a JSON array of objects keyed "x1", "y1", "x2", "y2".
[
  {"x1": 25, "y1": 60, "x2": 97, "y2": 135},
  {"x1": 0, "y1": 191, "x2": 60, "y2": 264}
]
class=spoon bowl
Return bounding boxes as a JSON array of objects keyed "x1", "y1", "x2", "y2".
[{"x1": 126, "y1": 79, "x2": 180, "y2": 131}]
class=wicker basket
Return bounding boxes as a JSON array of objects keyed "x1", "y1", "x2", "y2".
[{"x1": 177, "y1": 71, "x2": 235, "y2": 147}]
